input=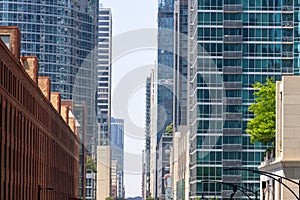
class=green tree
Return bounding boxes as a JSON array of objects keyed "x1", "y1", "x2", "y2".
[
  {"x1": 86, "y1": 156, "x2": 96, "y2": 172},
  {"x1": 146, "y1": 197, "x2": 154, "y2": 200},
  {"x1": 165, "y1": 122, "x2": 173, "y2": 136},
  {"x1": 105, "y1": 197, "x2": 114, "y2": 200},
  {"x1": 246, "y1": 78, "x2": 276, "y2": 144}
]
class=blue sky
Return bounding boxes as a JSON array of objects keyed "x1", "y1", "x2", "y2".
[{"x1": 101, "y1": 0, "x2": 157, "y2": 197}]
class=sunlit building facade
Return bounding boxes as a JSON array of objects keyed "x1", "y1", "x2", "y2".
[
  {"x1": 189, "y1": 0, "x2": 296, "y2": 199},
  {"x1": 96, "y1": 5, "x2": 113, "y2": 200},
  {"x1": 111, "y1": 117, "x2": 125, "y2": 198}
]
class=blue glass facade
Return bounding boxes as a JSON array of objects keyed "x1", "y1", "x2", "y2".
[
  {"x1": 111, "y1": 118, "x2": 125, "y2": 198},
  {"x1": 0, "y1": 0, "x2": 98, "y2": 154},
  {"x1": 189, "y1": 0, "x2": 295, "y2": 199},
  {"x1": 157, "y1": 0, "x2": 175, "y2": 142}
]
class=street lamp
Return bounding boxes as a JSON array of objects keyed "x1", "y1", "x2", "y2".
[
  {"x1": 38, "y1": 184, "x2": 54, "y2": 200},
  {"x1": 224, "y1": 167, "x2": 300, "y2": 200}
]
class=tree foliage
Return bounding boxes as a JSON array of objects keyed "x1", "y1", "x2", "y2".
[
  {"x1": 105, "y1": 197, "x2": 114, "y2": 200},
  {"x1": 246, "y1": 78, "x2": 276, "y2": 144},
  {"x1": 146, "y1": 197, "x2": 154, "y2": 200},
  {"x1": 165, "y1": 122, "x2": 174, "y2": 136},
  {"x1": 86, "y1": 156, "x2": 97, "y2": 172}
]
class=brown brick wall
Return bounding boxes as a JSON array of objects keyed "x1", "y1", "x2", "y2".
[{"x1": 0, "y1": 33, "x2": 80, "y2": 200}]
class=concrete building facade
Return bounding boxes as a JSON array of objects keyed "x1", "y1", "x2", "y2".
[
  {"x1": 259, "y1": 76, "x2": 300, "y2": 200},
  {"x1": 156, "y1": 135, "x2": 173, "y2": 199},
  {"x1": 0, "y1": 27, "x2": 80, "y2": 200}
]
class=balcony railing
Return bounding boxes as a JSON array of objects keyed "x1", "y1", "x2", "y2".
[
  {"x1": 282, "y1": 36, "x2": 293, "y2": 43},
  {"x1": 282, "y1": 21, "x2": 294, "y2": 27},
  {"x1": 223, "y1": 128, "x2": 242, "y2": 135},
  {"x1": 223, "y1": 35, "x2": 243, "y2": 43},
  {"x1": 281, "y1": 6, "x2": 293, "y2": 12},
  {"x1": 282, "y1": 51, "x2": 293, "y2": 57},
  {"x1": 224, "y1": 20, "x2": 243, "y2": 27},
  {"x1": 223, "y1": 4, "x2": 243, "y2": 12},
  {"x1": 223, "y1": 82, "x2": 242, "y2": 89},
  {"x1": 223, "y1": 66, "x2": 242, "y2": 74},
  {"x1": 223, "y1": 51, "x2": 242, "y2": 58},
  {"x1": 223, "y1": 112, "x2": 242, "y2": 120},
  {"x1": 223, "y1": 144, "x2": 242, "y2": 151},
  {"x1": 223, "y1": 98, "x2": 242, "y2": 105}
]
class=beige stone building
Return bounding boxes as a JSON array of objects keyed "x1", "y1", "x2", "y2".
[
  {"x1": 97, "y1": 145, "x2": 111, "y2": 200},
  {"x1": 259, "y1": 76, "x2": 300, "y2": 200},
  {"x1": 170, "y1": 128, "x2": 190, "y2": 200}
]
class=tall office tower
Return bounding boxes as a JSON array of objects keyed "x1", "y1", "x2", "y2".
[
  {"x1": 189, "y1": 1, "x2": 294, "y2": 199},
  {"x1": 156, "y1": 0, "x2": 175, "y2": 198},
  {"x1": 111, "y1": 118, "x2": 125, "y2": 198},
  {"x1": 149, "y1": 69, "x2": 157, "y2": 198},
  {"x1": 144, "y1": 76, "x2": 151, "y2": 199},
  {"x1": 96, "y1": 5, "x2": 112, "y2": 200},
  {"x1": 97, "y1": 6, "x2": 112, "y2": 146},
  {"x1": 172, "y1": 0, "x2": 190, "y2": 199},
  {"x1": 157, "y1": 0, "x2": 175, "y2": 141},
  {"x1": 0, "y1": 0, "x2": 98, "y2": 155}
]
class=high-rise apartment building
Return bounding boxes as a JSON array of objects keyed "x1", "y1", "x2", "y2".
[
  {"x1": 97, "y1": 6, "x2": 112, "y2": 147},
  {"x1": 96, "y1": 5, "x2": 112, "y2": 200},
  {"x1": 189, "y1": 0, "x2": 294, "y2": 199},
  {"x1": 111, "y1": 117, "x2": 125, "y2": 198}
]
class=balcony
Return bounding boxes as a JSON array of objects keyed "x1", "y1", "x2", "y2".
[
  {"x1": 224, "y1": 20, "x2": 243, "y2": 28},
  {"x1": 223, "y1": 51, "x2": 242, "y2": 58},
  {"x1": 223, "y1": 98, "x2": 242, "y2": 105},
  {"x1": 223, "y1": 160, "x2": 242, "y2": 167},
  {"x1": 281, "y1": 6, "x2": 293, "y2": 13},
  {"x1": 282, "y1": 36, "x2": 293, "y2": 43},
  {"x1": 222, "y1": 175, "x2": 242, "y2": 183},
  {"x1": 223, "y1": 112, "x2": 242, "y2": 120},
  {"x1": 223, "y1": 35, "x2": 243, "y2": 43},
  {"x1": 223, "y1": 4, "x2": 243, "y2": 12},
  {"x1": 282, "y1": 21, "x2": 293, "y2": 28},
  {"x1": 223, "y1": 66, "x2": 242, "y2": 74},
  {"x1": 223, "y1": 190, "x2": 243, "y2": 198},
  {"x1": 223, "y1": 82, "x2": 242, "y2": 89},
  {"x1": 223, "y1": 128, "x2": 242, "y2": 135},
  {"x1": 282, "y1": 51, "x2": 293, "y2": 58},
  {"x1": 223, "y1": 144, "x2": 242, "y2": 151}
]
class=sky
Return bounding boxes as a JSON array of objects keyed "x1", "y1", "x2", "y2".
[{"x1": 101, "y1": 0, "x2": 157, "y2": 197}]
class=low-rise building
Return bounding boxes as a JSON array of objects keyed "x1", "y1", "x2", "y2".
[
  {"x1": 259, "y1": 76, "x2": 300, "y2": 200},
  {"x1": 0, "y1": 26, "x2": 80, "y2": 200}
]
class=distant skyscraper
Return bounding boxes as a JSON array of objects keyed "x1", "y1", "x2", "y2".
[
  {"x1": 189, "y1": 1, "x2": 293, "y2": 199},
  {"x1": 0, "y1": 0, "x2": 98, "y2": 155},
  {"x1": 111, "y1": 117, "x2": 125, "y2": 198},
  {"x1": 155, "y1": 0, "x2": 175, "y2": 198},
  {"x1": 97, "y1": 6, "x2": 112, "y2": 146},
  {"x1": 157, "y1": 0, "x2": 175, "y2": 142},
  {"x1": 96, "y1": 5, "x2": 113, "y2": 200},
  {"x1": 144, "y1": 76, "x2": 151, "y2": 198}
]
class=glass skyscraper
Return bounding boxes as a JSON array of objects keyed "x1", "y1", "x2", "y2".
[
  {"x1": 157, "y1": 0, "x2": 175, "y2": 142},
  {"x1": 0, "y1": 0, "x2": 98, "y2": 154},
  {"x1": 189, "y1": 0, "x2": 295, "y2": 199},
  {"x1": 111, "y1": 118, "x2": 125, "y2": 198}
]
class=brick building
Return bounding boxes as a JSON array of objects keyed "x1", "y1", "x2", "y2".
[{"x1": 0, "y1": 27, "x2": 80, "y2": 200}]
